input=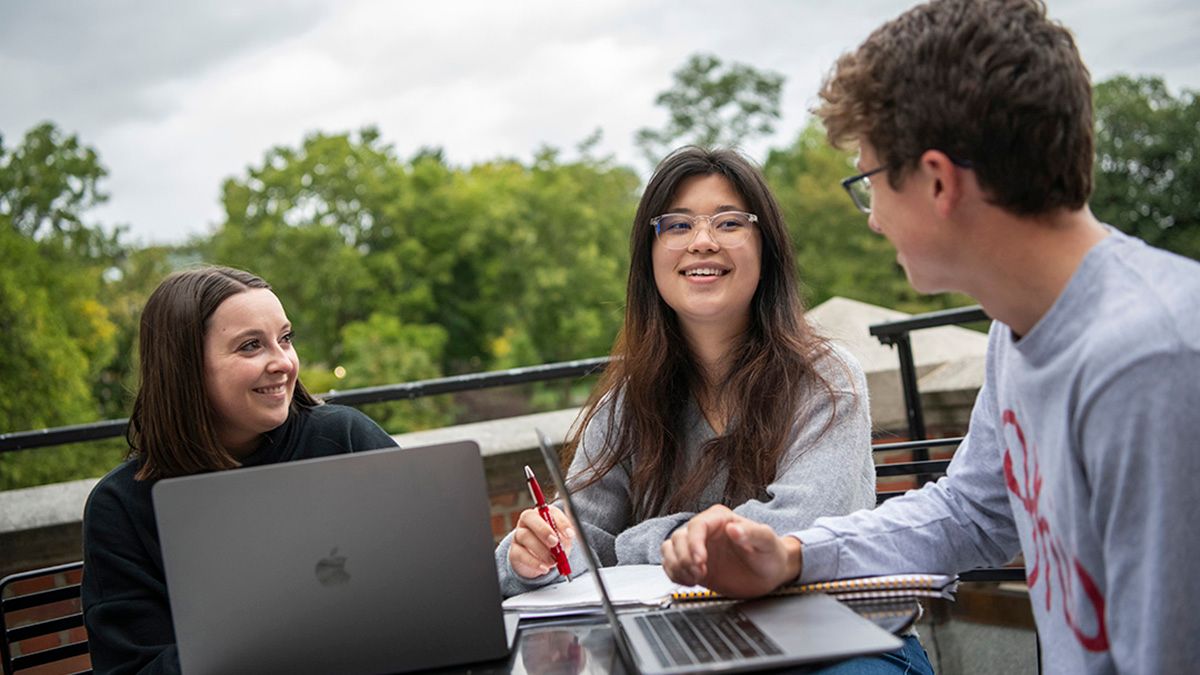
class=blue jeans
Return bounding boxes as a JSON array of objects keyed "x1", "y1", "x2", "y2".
[{"x1": 786, "y1": 635, "x2": 934, "y2": 675}]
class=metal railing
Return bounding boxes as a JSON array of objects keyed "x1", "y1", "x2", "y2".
[
  {"x1": 3, "y1": 305, "x2": 1023, "y2": 588},
  {"x1": 868, "y1": 304, "x2": 989, "y2": 487},
  {"x1": 0, "y1": 357, "x2": 610, "y2": 454},
  {"x1": 869, "y1": 304, "x2": 989, "y2": 450},
  {"x1": 3, "y1": 304, "x2": 991, "y2": 457}
]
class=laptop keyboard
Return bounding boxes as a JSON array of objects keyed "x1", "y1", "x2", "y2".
[{"x1": 634, "y1": 606, "x2": 783, "y2": 667}]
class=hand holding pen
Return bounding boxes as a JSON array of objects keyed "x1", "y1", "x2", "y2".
[{"x1": 508, "y1": 465, "x2": 575, "y2": 580}]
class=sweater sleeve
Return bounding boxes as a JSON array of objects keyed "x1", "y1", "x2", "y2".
[
  {"x1": 612, "y1": 346, "x2": 877, "y2": 564},
  {"x1": 792, "y1": 339, "x2": 1022, "y2": 582},
  {"x1": 81, "y1": 478, "x2": 181, "y2": 675},
  {"x1": 493, "y1": 401, "x2": 632, "y2": 597}
]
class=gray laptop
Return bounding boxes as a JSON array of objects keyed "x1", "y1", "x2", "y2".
[
  {"x1": 152, "y1": 440, "x2": 510, "y2": 674},
  {"x1": 533, "y1": 429, "x2": 903, "y2": 674}
]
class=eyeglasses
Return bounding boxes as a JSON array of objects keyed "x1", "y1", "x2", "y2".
[
  {"x1": 841, "y1": 166, "x2": 886, "y2": 214},
  {"x1": 650, "y1": 211, "x2": 758, "y2": 250},
  {"x1": 841, "y1": 155, "x2": 974, "y2": 214}
]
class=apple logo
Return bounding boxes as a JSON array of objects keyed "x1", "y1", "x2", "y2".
[{"x1": 315, "y1": 547, "x2": 350, "y2": 586}]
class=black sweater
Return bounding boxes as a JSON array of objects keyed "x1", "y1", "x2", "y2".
[{"x1": 81, "y1": 404, "x2": 397, "y2": 675}]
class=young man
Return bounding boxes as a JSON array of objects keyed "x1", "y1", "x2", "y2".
[{"x1": 659, "y1": 0, "x2": 1200, "y2": 672}]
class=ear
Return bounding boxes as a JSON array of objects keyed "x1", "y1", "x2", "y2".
[{"x1": 918, "y1": 149, "x2": 965, "y2": 218}]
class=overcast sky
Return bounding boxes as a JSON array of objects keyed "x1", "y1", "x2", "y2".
[{"x1": 3, "y1": 0, "x2": 1198, "y2": 245}]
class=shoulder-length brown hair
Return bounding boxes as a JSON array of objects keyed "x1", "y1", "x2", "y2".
[
  {"x1": 127, "y1": 266, "x2": 319, "y2": 480},
  {"x1": 566, "y1": 146, "x2": 835, "y2": 519}
]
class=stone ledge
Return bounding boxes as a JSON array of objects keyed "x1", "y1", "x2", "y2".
[{"x1": 391, "y1": 407, "x2": 581, "y2": 456}]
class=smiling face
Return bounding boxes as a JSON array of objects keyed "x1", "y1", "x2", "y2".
[
  {"x1": 202, "y1": 288, "x2": 298, "y2": 457},
  {"x1": 651, "y1": 173, "x2": 762, "y2": 338}
]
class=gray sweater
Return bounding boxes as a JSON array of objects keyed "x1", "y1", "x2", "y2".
[
  {"x1": 495, "y1": 345, "x2": 875, "y2": 597},
  {"x1": 792, "y1": 231, "x2": 1200, "y2": 674}
]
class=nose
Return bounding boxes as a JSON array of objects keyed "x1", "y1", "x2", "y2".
[
  {"x1": 266, "y1": 343, "x2": 296, "y2": 374},
  {"x1": 867, "y1": 213, "x2": 883, "y2": 234},
  {"x1": 686, "y1": 223, "x2": 721, "y2": 252}
]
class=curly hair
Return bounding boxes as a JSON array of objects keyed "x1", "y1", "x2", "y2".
[{"x1": 815, "y1": 0, "x2": 1093, "y2": 215}]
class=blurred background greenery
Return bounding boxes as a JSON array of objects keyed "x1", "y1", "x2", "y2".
[{"x1": 2, "y1": 53, "x2": 1196, "y2": 490}]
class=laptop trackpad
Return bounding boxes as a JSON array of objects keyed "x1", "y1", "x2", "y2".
[{"x1": 742, "y1": 593, "x2": 903, "y2": 661}]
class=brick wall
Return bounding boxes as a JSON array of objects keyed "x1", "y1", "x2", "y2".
[{"x1": 482, "y1": 447, "x2": 542, "y2": 543}]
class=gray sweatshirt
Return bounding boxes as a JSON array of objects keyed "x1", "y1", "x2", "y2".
[
  {"x1": 495, "y1": 345, "x2": 875, "y2": 598},
  {"x1": 792, "y1": 231, "x2": 1200, "y2": 674}
]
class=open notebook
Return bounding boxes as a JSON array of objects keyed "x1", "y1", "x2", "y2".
[{"x1": 504, "y1": 564, "x2": 957, "y2": 618}]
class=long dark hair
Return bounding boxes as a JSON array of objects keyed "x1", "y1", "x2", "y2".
[
  {"x1": 127, "y1": 266, "x2": 319, "y2": 480},
  {"x1": 565, "y1": 147, "x2": 836, "y2": 519}
]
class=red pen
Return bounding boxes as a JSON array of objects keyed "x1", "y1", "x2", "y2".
[{"x1": 524, "y1": 465, "x2": 572, "y2": 580}]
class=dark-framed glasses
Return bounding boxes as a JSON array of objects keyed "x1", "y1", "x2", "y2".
[
  {"x1": 841, "y1": 155, "x2": 974, "y2": 214},
  {"x1": 650, "y1": 211, "x2": 758, "y2": 250},
  {"x1": 841, "y1": 166, "x2": 886, "y2": 214}
]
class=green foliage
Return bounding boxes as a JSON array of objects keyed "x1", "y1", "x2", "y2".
[
  {"x1": 0, "y1": 227, "x2": 96, "y2": 431},
  {"x1": 7, "y1": 72, "x2": 1199, "y2": 493},
  {"x1": 336, "y1": 313, "x2": 453, "y2": 432},
  {"x1": 0, "y1": 125, "x2": 122, "y2": 433},
  {"x1": 1092, "y1": 76, "x2": 1200, "y2": 260},
  {"x1": 635, "y1": 54, "x2": 783, "y2": 165},
  {"x1": 205, "y1": 129, "x2": 638, "y2": 383},
  {"x1": 210, "y1": 128, "x2": 393, "y2": 362},
  {"x1": 0, "y1": 123, "x2": 128, "y2": 490},
  {"x1": 0, "y1": 439, "x2": 127, "y2": 491},
  {"x1": 0, "y1": 122, "x2": 120, "y2": 258},
  {"x1": 90, "y1": 246, "x2": 176, "y2": 419}
]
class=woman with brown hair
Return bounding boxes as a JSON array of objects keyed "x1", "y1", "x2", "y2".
[
  {"x1": 496, "y1": 146, "x2": 876, "y2": 589},
  {"x1": 81, "y1": 266, "x2": 397, "y2": 674}
]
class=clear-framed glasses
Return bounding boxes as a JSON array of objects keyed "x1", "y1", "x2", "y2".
[
  {"x1": 840, "y1": 166, "x2": 887, "y2": 214},
  {"x1": 650, "y1": 211, "x2": 758, "y2": 250}
]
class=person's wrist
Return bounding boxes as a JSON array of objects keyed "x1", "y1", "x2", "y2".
[{"x1": 781, "y1": 535, "x2": 803, "y2": 585}]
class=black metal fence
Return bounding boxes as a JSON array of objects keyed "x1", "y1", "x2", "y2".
[
  {"x1": 0, "y1": 357, "x2": 610, "y2": 454},
  {"x1": 2, "y1": 306, "x2": 989, "y2": 457}
]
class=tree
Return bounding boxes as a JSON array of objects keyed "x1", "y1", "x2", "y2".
[
  {"x1": 209, "y1": 129, "x2": 639, "y2": 374},
  {"x1": 0, "y1": 122, "x2": 121, "y2": 258},
  {"x1": 1092, "y1": 76, "x2": 1200, "y2": 260},
  {"x1": 0, "y1": 124, "x2": 121, "y2": 432},
  {"x1": 209, "y1": 128, "x2": 398, "y2": 363},
  {"x1": 635, "y1": 54, "x2": 784, "y2": 165},
  {"x1": 335, "y1": 313, "x2": 454, "y2": 432},
  {"x1": 1, "y1": 123, "x2": 126, "y2": 490}
]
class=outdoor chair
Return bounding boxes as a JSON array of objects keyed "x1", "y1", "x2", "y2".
[{"x1": 0, "y1": 561, "x2": 90, "y2": 675}]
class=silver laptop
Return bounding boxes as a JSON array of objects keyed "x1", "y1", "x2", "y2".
[
  {"x1": 533, "y1": 429, "x2": 903, "y2": 674},
  {"x1": 152, "y1": 440, "x2": 510, "y2": 674}
]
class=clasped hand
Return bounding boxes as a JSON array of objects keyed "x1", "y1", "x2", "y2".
[{"x1": 660, "y1": 505, "x2": 804, "y2": 598}]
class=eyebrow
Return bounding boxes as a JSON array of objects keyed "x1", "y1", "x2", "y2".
[
  {"x1": 666, "y1": 204, "x2": 744, "y2": 214},
  {"x1": 228, "y1": 323, "x2": 292, "y2": 344}
]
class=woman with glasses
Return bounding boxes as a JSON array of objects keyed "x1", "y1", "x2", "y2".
[
  {"x1": 497, "y1": 147, "x2": 931, "y2": 672},
  {"x1": 497, "y1": 145, "x2": 875, "y2": 590}
]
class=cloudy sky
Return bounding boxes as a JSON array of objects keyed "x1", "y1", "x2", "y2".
[{"x1": 3, "y1": 0, "x2": 1198, "y2": 245}]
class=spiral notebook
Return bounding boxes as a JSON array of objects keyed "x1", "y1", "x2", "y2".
[
  {"x1": 503, "y1": 564, "x2": 958, "y2": 618},
  {"x1": 672, "y1": 573, "x2": 959, "y2": 603}
]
